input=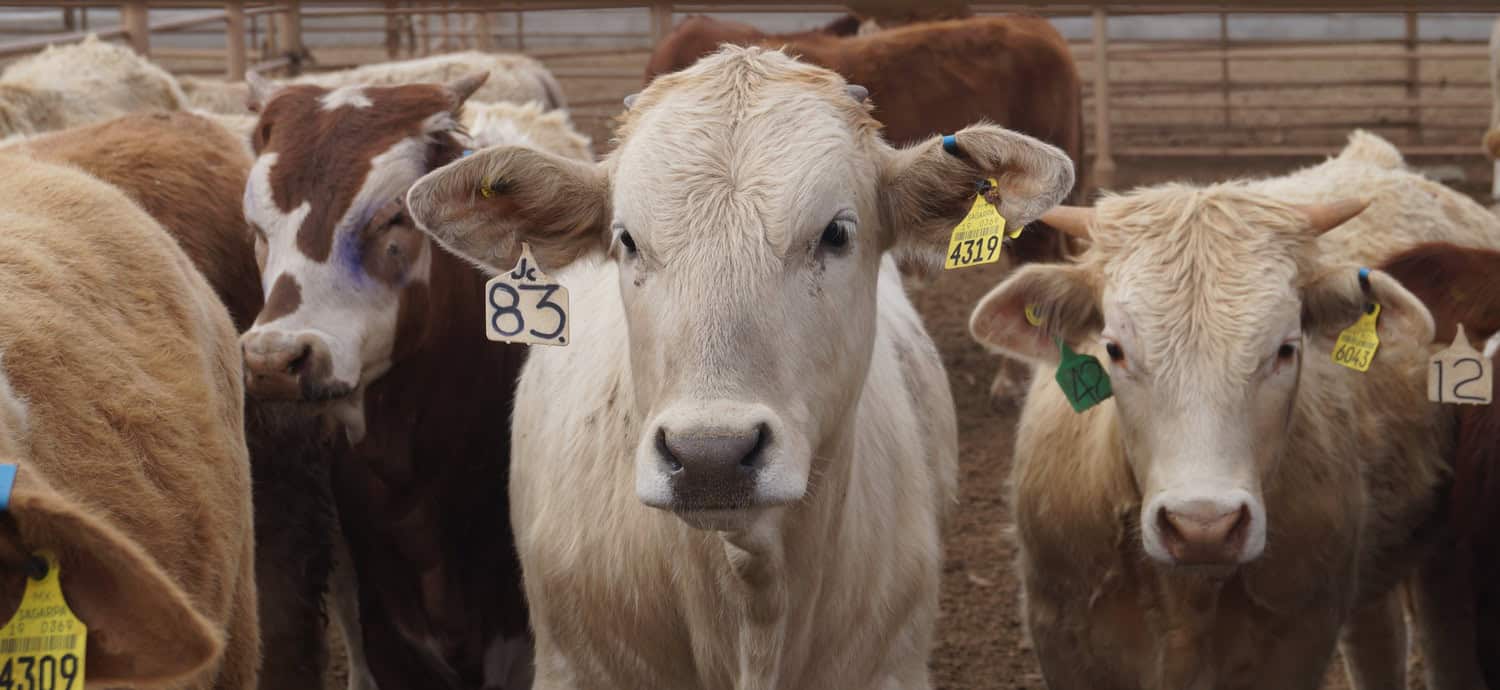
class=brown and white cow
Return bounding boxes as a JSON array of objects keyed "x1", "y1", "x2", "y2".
[
  {"x1": 239, "y1": 74, "x2": 534, "y2": 688},
  {"x1": 404, "y1": 47, "x2": 1073, "y2": 689},
  {"x1": 969, "y1": 132, "x2": 1500, "y2": 689}
]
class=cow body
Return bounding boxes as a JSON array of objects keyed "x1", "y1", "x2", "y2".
[
  {"x1": 9, "y1": 111, "x2": 338, "y2": 690},
  {"x1": 971, "y1": 132, "x2": 1500, "y2": 689},
  {"x1": 405, "y1": 47, "x2": 1079, "y2": 690},
  {"x1": 0, "y1": 153, "x2": 256, "y2": 689},
  {"x1": 0, "y1": 34, "x2": 185, "y2": 139}
]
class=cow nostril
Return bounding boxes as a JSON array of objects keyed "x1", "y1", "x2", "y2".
[
  {"x1": 656, "y1": 427, "x2": 682, "y2": 472},
  {"x1": 741, "y1": 423, "x2": 770, "y2": 468},
  {"x1": 286, "y1": 343, "x2": 312, "y2": 375},
  {"x1": 1156, "y1": 505, "x2": 1177, "y2": 543}
]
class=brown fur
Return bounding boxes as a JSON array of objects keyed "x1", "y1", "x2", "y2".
[
  {"x1": 1378, "y1": 242, "x2": 1500, "y2": 686},
  {"x1": 0, "y1": 153, "x2": 256, "y2": 688},
  {"x1": 11, "y1": 112, "x2": 338, "y2": 690},
  {"x1": 643, "y1": 14, "x2": 862, "y2": 82}
]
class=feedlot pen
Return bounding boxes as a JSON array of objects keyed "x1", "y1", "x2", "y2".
[{"x1": 2, "y1": 3, "x2": 1498, "y2": 689}]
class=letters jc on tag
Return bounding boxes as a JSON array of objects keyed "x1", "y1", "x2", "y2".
[
  {"x1": 485, "y1": 243, "x2": 570, "y2": 347},
  {"x1": 1428, "y1": 324, "x2": 1493, "y2": 405},
  {"x1": 0, "y1": 465, "x2": 88, "y2": 690}
]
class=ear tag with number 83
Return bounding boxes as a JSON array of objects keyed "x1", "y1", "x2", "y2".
[
  {"x1": 944, "y1": 178, "x2": 1014, "y2": 270},
  {"x1": 1054, "y1": 337, "x2": 1112, "y2": 413},
  {"x1": 1332, "y1": 303, "x2": 1380, "y2": 372},
  {"x1": 485, "y1": 243, "x2": 570, "y2": 346},
  {"x1": 0, "y1": 550, "x2": 87, "y2": 690},
  {"x1": 1428, "y1": 324, "x2": 1492, "y2": 405}
]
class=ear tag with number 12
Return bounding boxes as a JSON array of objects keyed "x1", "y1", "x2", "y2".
[
  {"x1": 944, "y1": 178, "x2": 1010, "y2": 270},
  {"x1": 1054, "y1": 337, "x2": 1112, "y2": 413},
  {"x1": 0, "y1": 549, "x2": 87, "y2": 690},
  {"x1": 485, "y1": 243, "x2": 570, "y2": 346},
  {"x1": 1331, "y1": 303, "x2": 1380, "y2": 372},
  {"x1": 1428, "y1": 324, "x2": 1492, "y2": 405}
]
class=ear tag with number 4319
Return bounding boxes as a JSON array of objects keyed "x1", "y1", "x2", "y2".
[
  {"x1": 1428, "y1": 324, "x2": 1492, "y2": 405},
  {"x1": 0, "y1": 550, "x2": 87, "y2": 689},
  {"x1": 1054, "y1": 337, "x2": 1112, "y2": 413},
  {"x1": 485, "y1": 243, "x2": 570, "y2": 346},
  {"x1": 1332, "y1": 303, "x2": 1380, "y2": 373},
  {"x1": 944, "y1": 178, "x2": 1018, "y2": 271}
]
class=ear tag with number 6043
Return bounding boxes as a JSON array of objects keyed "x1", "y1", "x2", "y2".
[
  {"x1": 485, "y1": 243, "x2": 570, "y2": 346},
  {"x1": 1428, "y1": 324, "x2": 1493, "y2": 405},
  {"x1": 944, "y1": 178, "x2": 1015, "y2": 270},
  {"x1": 0, "y1": 550, "x2": 87, "y2": 690},
  {"x1": 1054, "y1": 337, "x2": 1112, "y2": 413},
  {"x1": 1331, "y1": 303, "x2": 1380, "y2": 372}
]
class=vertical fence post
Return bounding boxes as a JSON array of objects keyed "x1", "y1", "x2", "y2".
[
  {"x1": 476, "y1": 8, "x2": 493, "y2": 51},
  {"x1": 122, "y1": 1, "x2": 150, "y2": 56},
  {"x1": 1405, "y1": 12, "x2": 1420, "y2": 145},
  {"x1": 385, "y1": 0, "x2": 401, "y2": 58},
  {"x1": 280, "y1": 0, "x2": 303, "y2": 74},
  {"x1": 650, "y1": 2, "x2": 674, "y2": 45},
  {"x1": 62, "y1": 8, "x2": 76, "y2": 31},
  {"x1": 1219, "y1": 12, "x2": 1230, "y2": 130},
  {"x1": 515, "y1": 6, "x2": 525, "y2": 52},
  {"x1": 1091, "y1": 6, "x2": 1115, "y2": 190},
  {"x1": 226, "y1": 1, "x2": 246, "y2": 80}
]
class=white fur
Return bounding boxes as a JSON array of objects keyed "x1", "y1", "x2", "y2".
[
  {"x1": 319, "y1": 86, "x2": 373, "y2": 111},
  {"x1": 0, "y1": 34, "x2": 186, "y2": 138}
]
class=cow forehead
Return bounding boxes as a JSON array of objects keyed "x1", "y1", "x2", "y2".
[{"x1": 252, "y1": 83, "x2": 460, "y2": 262}]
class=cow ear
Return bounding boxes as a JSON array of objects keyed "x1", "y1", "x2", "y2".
[
  {"x1": 3, "y1": 470, "x2": 222, "y2": 687},
  {"x1": 406, "y1": 145, "x2": 610, "y2": 272},
  {"x1": 970, "y1": 262, "x2": 1100, "y2": 364},
  {"x1": 244, "y1": 71, "x2": 279, "y2": 113},
  {"x1": 1302, "y1": 267, "x2": 1434, "y2": 346},
  {"x1": 881, "y1": 124, "x2": 1075, "y2": 270}
]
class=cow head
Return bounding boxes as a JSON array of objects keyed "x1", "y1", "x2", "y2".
[
  {"x1": 971, "y1": 188, "x2": 1434, "y2": 568},
  {"x1": 238, "y1": 73, "x2": 485, "y2": 439},
  {"x1": 406, "y1": 47, "x2": 1072, "y2": 529}
]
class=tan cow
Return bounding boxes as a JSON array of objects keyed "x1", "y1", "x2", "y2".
[
  {"x1": 0, "y1": 154, "x2": 257, "y2": 688},
  {"x1": 969, "y1": 131, "x2": 1500, "y2": 689},
  {"x1": 405, "y1": 47, "x2": 1074, "y2": 689},
  {"x1": 0, "y1": 35, "x2": 186, "y2": 139}
]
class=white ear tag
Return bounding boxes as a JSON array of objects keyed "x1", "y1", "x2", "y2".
[
  {"x1": 484, "y1": 243, "x2": 570, "y2": 346},
  {"x1": 1428, "y1": 324, "x2": 1492, "y2": 405}
]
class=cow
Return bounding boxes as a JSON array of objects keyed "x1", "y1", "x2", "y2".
[
  {"x1": 1376, "y1": 242, "x2": 1500, "y2": 688},
  {"x1": 968, "y1": 131, "x2": 1500, "y2": 689},
  {"x1": 0, "y1": 153, "x2": 257, "y2": 689},
  {"x1": 462, "y1": 100, "x2": 594, "y2": 160},
  {"x1": 643, "y1": 14, "x2": 862, "y2": 81},
  {"x1": 237, "y1": 72, "x2": 549, "y2": 689},
  {"x1": 403, "y1": 46, "x2": 1074, "y2": 689},
  {"x1": 0, "y1": 34, "x2": 186, "y2": 139},
  {"x1": 6, "y1": 111, "x2": 338, "y2": 690}
]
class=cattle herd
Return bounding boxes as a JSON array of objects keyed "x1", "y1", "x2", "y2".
[{"x1": 0, "y1": 8, "x2": 1495, "y2": 690}]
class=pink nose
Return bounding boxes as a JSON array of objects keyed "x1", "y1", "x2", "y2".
[
  {"x1": 240, "y1": 330, "x2": 343, "y2": 401},
  {"x1": 1157, "y1": 501, "x2": 1251, "y2": 565}
]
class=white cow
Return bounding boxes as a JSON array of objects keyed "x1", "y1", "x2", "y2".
[{"x1": 405, "y1": 47, "x2": 1073, "y2": 689}]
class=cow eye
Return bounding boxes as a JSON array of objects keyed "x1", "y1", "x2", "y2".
[
  {"x1": 618, "y1": 229, "x2": 637, "y2": 254},
  {"x1": 389, "y1": 210, "x2": 407, "y2": 228},
  {"x1": 1105, "y1": 342, "x2": 1125, "y2": 363},
  {"x1": 820, "y1": 221, "x2": 849, "y2": 249},
  {"x1": 1277, "y1": 343, "x2": 1297, "y2": 360}
]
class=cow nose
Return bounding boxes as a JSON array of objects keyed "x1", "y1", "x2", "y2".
[
  {"x1": 240, "y1": 330, "x2": 337, "y2": 400},
  {"x1": 1156, "y1": 501, "x2": 1251, "y2": 565},
  {"x1": 657, "y1": 423, "x2": 768, "y2": 476}
]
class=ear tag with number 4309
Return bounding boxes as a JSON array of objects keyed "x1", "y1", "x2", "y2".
[
  {"x1": 944, "y1": 178, "x2": 1017, "y2": 271},
  {"x1": 1054, "y1": 337, "x2": 1112, "y2": 413},
  {"x1": 1428, "y1": 324, "x2": 1493, "y2": 405},
  {"x1": 1331, "y1": 303, "x2": 1380, "y2": 372},
  {"x1": 0, "y1": 550, "x2": 87, "y2": 689},
  {"x1": 485, "y1": 243, "x2": 570, "y2": 346}
]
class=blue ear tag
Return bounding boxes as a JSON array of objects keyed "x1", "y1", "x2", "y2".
[
  {"x1": 461, "y1": 149, "x2": 474, "y2": 158},
  {"x1": 942, "y1": 134, "x2": 960, "y2": 156},
  {"x1": 0, "y1": 464, "x2": 16, "y2": 512}
]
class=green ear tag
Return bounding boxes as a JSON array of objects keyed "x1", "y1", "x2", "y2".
[{"x1": 1055, "y1": 337, "x2": 1112, "y2": 413}]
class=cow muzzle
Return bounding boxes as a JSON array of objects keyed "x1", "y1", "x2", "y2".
[
  {"x1": 636, "y1": 402, "x2": 806, "y2": 527},
  {"x1": 1143, "y1": 491, "x2": 1265, "y2": 567},
  {"x1": 240, "y1": 329, "x2": 353, "y2": 402}
]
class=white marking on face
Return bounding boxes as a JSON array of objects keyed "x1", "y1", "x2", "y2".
[{"x1": 319, "y1": 86, "x2": 373, "y2": 111}]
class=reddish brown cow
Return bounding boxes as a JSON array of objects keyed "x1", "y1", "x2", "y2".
[
  {"x1": 239, "y1": 75, "x2": 532, "y2": 689},
  {"x1": 9, "y1": 111, "x2": 338, "y2": 690},
  {"x1": 643, "y1": 13, "x2": 862, "y2": 80},
  {"x1": 1378, "y1": 242, "x2": 1500, "y2": 686}
]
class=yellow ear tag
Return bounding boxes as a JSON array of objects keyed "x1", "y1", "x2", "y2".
[
  {"x1": 485, "y1": 242, "x2": 570, "y2": 346},
  {"x1": 1331, "y1": 303, "x2": 1380, "y2": 372},
  {"x1": 944, "y1": 178, "x2": 1008, "y2": 270},
  {"x1": 1024, "y1": 304, "x2": 1044, "y2": 327},
  {"x1": 479, "y1": 181, "x2": 494, "y2": 199},
  {"x1": 0, "y1": 550, "x2": 87, "y2": 689},
  {"x1": 1428, "y1": 324, "x2": 1493, "y2": 405}
]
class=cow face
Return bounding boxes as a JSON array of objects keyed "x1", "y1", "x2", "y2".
[
  {"x1": 406, "y1": 47, "x2": 1072, "y2": 530},
  {"x1": 971, "y1": 189, "x2": 1434, "y2": 568},
  {"x1": 238, "y1": 75, "x2": 484, "y2": 438}
]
